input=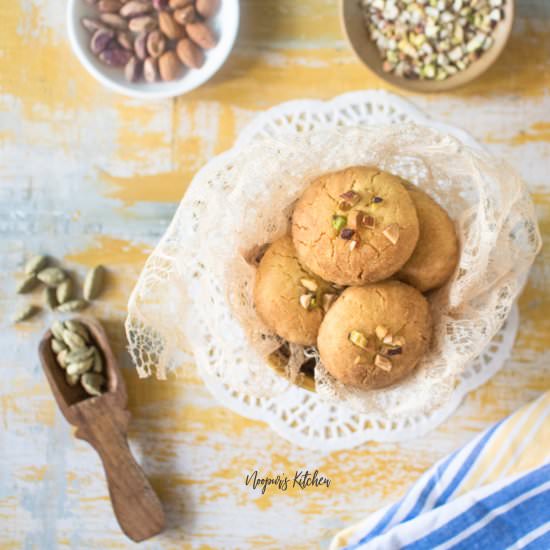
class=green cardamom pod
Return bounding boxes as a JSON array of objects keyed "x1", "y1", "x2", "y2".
[
  {"x1": 56, "y1": 278, "x2": 73, "y2": 304},
  {"x1": 66, "y1": 358, "x2": 94, "y2": 377},
  {"x1": 65, "y1": 346, "x2": 95, "y2": 363},
  {"x1": 63, "y1": 329, "x2": 86, "y2": 350},
  {"x1": 51, "y1": 320, "x2": 66, "y2": 341},
  {"x1": 51, "y1": 338, "x2": 67, "y2": 354},
  {"x1": 92, "y1": 347, "x2": 104, "y2": 373},
  {"x1": 66, "y1": 373, "x2": 80, "y2": 386},
  {"x1": 44, "y1": 287, "x2": 58, "y2": 310},
  {"x1": 13, "y1": 305, "x2": 39, "y2": 323},
  {"x1": 56, "y1": 299, "x2": 88, "y2": 313},
  {"x1": 57, "y1": 349, "x2": 69, "y2": 368},
  {"x1": 81, "y1": 372, "x2": 105, "y2": 396},
  {"x1": 37, "y1": 267, "x2": 66, "y2": 287},
  {"x1": 83, "y1": 265, "x2": 106, "y2": 300},
  {"x1": 16, "y1": 274, "x2": 38, "y2": 294},
  {"x1": 64, "y1": 319, "x2": 90, "y2": 341},
  {"x1": 25, "y1": 255, "x2": 48, "y2": 275}
]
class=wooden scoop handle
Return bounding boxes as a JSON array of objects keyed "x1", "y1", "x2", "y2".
[{"x1": 75, "y1": 401, "x2": 165, "y2": 542}]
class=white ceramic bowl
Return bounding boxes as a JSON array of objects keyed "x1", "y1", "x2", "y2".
[{"x1": 67, "y1": 0, "x2": 239, "y2": 99}]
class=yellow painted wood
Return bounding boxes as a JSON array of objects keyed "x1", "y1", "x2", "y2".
[{"x1": 1, "y1": 1, "x2": 549, "y2": 548}]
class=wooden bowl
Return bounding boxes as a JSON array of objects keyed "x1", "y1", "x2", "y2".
[{"x1": 340, "y1": 0, "x2": 514, "y2": 93}]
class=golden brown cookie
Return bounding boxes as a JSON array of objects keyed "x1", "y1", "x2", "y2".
[
  {"x1": 317, "y1": 281, "x2": 432, "y2": 390},
  {"x1": 397, "y1": 184, "x2": 459, "y2": 292},
  {"x1": 254, "y1": 235, "x2": 338, "y2": 346},
  {"x1": 292, "y1": 166, "x2": 419, "y2": 286}
]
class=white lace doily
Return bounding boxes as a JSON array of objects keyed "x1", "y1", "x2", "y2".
[
  {"x1": 200, "y1": 303, "x2": 518, "y2": 451},
  {"x1": 127, "y1": 91, "x2": 531, "y2": 450}
]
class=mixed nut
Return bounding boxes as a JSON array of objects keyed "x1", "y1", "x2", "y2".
[
  {"x1": 81, "y1": 0, "x2": 219, "y2": 83},
  {"x1": 13, "y1": 254, "x2": 106, "y2": 323},
  {"x1": 331, "y1": 189, "x2": 399, "y2": 250},
  {"x1": 298, "y1": 277, "x2": 338, "y2": 313},
  {"x1": 348, "y1": 325, "x2": 405, "y2": 372},
  {"x1": 50, "y1": 319, "x2": 107, "y2": 397},
  {"x1": 360, "y1": 0, "x2": 506, "y2": 81}
]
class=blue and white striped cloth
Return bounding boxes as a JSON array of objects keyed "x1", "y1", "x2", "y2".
[{"x1": 331, "y1": 392, "x2": 550, "y2": 550}]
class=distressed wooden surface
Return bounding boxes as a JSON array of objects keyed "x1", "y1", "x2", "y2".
[{"x1": 1, "y1": 1, "x2": 549, "y2": 548}]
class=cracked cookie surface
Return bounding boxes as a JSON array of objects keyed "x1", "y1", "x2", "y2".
[
  {"x1": 254, "y1": 235, "x2": 334, "y2": 346},
  {"x1": 291, "y1": 166, "x2": 419, "y2": 286},
  {"x1": 317, "y1": 281, "x2": 432, "y2": 390},
  {"x1": 397, "y1": 184, "x2": 459, "y2": 292}
]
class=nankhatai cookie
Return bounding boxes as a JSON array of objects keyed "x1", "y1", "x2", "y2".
[
  {"x1": 254, "y1": 235, "x2": 338, "y2": 346},
  {"x1": 291, "y1": 166, "x2": 419, "y2": 286},
  {"x1": 397, "y1": 184, "x2": 459, "y2": 292},
  {"x1": 317, "y1": 281, "x2": 432, "y2": 390}
]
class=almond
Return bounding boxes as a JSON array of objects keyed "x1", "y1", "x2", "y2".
[
  {"x1": 196, "y1": 0, "x2": 219, "y2": 18},
  {"x1": 158, "y1": 50, "x2": 184, "y2": 81},
  {"x1": 176, "y1": 38, "x2": 205, "y2": 68},
  {"x1": 186, "y1": 21, "x2": 217, "y2": 49},
  {"x1": 158, "y1": 11, "x2": 185, "y2": 40}
]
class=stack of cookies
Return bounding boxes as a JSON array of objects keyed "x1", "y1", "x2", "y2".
[{"x1": 253, "y1": 166, "x2": 459, "y2": 391}]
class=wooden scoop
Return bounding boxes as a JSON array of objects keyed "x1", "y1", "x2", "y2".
[{"x1": 39, "y1": 316, "x2": 165, "y2": 542}]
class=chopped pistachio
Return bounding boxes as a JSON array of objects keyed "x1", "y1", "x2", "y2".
[
  {"x1": 393, "y1": 335, "x2": 406, "y2": 346},
  {"x1": 360, "y1": 0, "x2": 507, "y2": 81},
  {"x1": 375, "y1": 325, "x2": 389, "y2": 340},
  {"x1": 339, "y1": 190, "x2": 361, "y2": 208},
  {"x1": 299, "y1": 294, "x2": 313, "y2": 310},
  {"x1": 300, "y1": 278, "x2": 318, "y2": 292},
  {"x1": 374, "y1": 354, "x2": 393, "y2": 372},
  {"x1": 332, "y1": 215, "x2": 347, "y2": 232},
  {"x1": 383, "y1": 223, "x2": 400, "y2": 245},
  {"x1": 349, "y1": 330, "x2": 370, "y2": 350}
]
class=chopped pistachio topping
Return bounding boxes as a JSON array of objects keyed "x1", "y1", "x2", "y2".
[
  {"x1": 299, "y1": 294, "x2": 313, "y2": 310},
  {"x1": 339, "y1": 190, "x2": 361, "y2": 207},
  {"x1": 332, "y1": 215, "x2": 347, "y2": 232},
  {"x1": 349, "y1": 330, "x2": 370, "y2": 350},
  {"x1": 383, "y1": 223, "x2": 400, "y2": 245},
  {"x1": 360, "y1": 0, "x2": 506, "y2": 81},
  {"x1": 300, "y1": 278, "x2": 318, "y2": 292},
  {"x1": 374, "y1": 354, "x2": 392, "y2": 372},
  {"x1": 393, "y1": 336, "x2": 406, "y2": 346},
  {"x1": 375, "y1": 325, "x2": 389, "y2": 340},
  {"x1": 359, "y1": 213, "x2": 376, "y2": 229}
]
